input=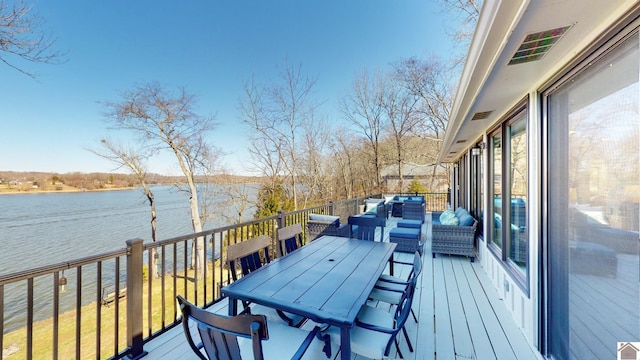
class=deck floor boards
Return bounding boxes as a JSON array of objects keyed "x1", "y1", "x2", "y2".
[{"x1": 144, "y1": 214, "x2": 541, "y2": 359}]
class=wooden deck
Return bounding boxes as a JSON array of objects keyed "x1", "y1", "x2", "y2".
[{"x1": 143, "y1": 215, "x2": 542, "y2": 359}]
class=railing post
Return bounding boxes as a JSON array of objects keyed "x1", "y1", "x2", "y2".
[
  {"x1": 329, "y1": 201, "x2": 334, "y2": 216},
  {"x1": 126, "y1": 238, "x2": 147, "y2": 359},
  {"x1": 276, "y1": 210, "x2": 285, "y2": 229}
]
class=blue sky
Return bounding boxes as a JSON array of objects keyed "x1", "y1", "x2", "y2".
[{"x1": 1, "y1": 0, "x2": 456, "y2": 176}]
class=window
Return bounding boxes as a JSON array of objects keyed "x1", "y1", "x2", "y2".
[
  {"x1": 470, "y1": 140, "x2": 484, "y2": 238},
  {"x1": 508, "y1": 116, "x2": 527, "y2": 270},
  {"x1": 490, "y1": 130, "x2": 503, "y2": 250},
  {"x1": 488, "y1": 103, "x2": 528, "y2": 285}
]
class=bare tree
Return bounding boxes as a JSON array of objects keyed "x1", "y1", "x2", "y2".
[
  {"x1": 0, "y1": 0, "x2": 66, "y2": 77},
  {"x1": 394, "y1": 57, "x2": 452, "y2": 140},
  {"x1": 437, "y1": 0, "x2": 482, "y2": 48},
  {"x1": 298, "y1": 115, "x2": 333, "y2": 205},
  {"x1": 393, "y1": 57, "x2": 455, "y2": 189},
  {"x1": 340, "y1": 68, "x2": 387, "y2": 191},
  {"x1": 239, "y1": 77, "x2": 285, "y2": 188},
  {"x1": 329, "y1": 129, "x2": 360, "y2": 198},
  {"x1": 89, "y1": 139, "x2": 161, "y2": 277},
  {"x1": 239, "y1": 61, "x2": 318, "y2": 210},
  {"x1": 381, "y1": 73, "x2": 423, "y2": 192},
  {"x1": 102, "y1": 82, "x2": 219, "y2": 279},
  {"x1": 215, "y1": 181, "x2": 253, "y2": 225}
]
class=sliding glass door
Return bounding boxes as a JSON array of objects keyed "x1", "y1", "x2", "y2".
[{"x1": 546, "y1": 30, "x2": 639, "y2": 360}]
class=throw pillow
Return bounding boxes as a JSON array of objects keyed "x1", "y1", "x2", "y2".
[
  {"x1": 364, "y1": 202, "x2": 378, "y2": 213},
  {"x1": 454, "y1": 207, "x2": 468, "y2": 218},
  {"x1": 459, "y1": 213, "x2": 475, "y2": 227},
  {"x1": 441, "y1": 213, "x2": 460, "y2": 225},
  {"x1": 439, "y1": 209, "x2": 457, "y2": 224}
]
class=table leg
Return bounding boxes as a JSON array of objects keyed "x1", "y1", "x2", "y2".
[
  {"x1": 340, "y1": 327, "x2": 351, "y2": 360},
  {"x1": 390, "y1": 253, "x2": 394, "y2": 276},
  {"x1": 228, "y1": 297, "x2": 238, "y2": 316}
]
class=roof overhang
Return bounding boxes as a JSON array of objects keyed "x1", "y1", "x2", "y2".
[{"x1": 438, "y1": 0, "x2": 639, "y2": 163}]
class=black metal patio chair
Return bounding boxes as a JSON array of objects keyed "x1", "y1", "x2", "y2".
[
  {"x1": 276, "y1": 223, "x2": 303, "y2": 257},
  {"x1": 177, "y1": 295, "x2": 331, "y2": 360},
  {"x1": 347, "y1": 215, "x2": 385, "y2": 242},
  {"x1": 226, "y1": 235, "x2": 306, "y2": 327}
]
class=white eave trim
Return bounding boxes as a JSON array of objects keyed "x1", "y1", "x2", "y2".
[{"x1": 439, "y1": 0, "x2": 530, "y2": 163}]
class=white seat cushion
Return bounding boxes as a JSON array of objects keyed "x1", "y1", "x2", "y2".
[
  {"x1": 238, "y1": 321, "x2": 327, "y2": 360},
  {"x1": 368, "y1": 287, "x2": 403, "y2": 305},
  {"x1": 325, "y1": 305, "x2": 395, "y2": 359},
  {"x1": 378, "y1": 273, "x2": 406, "y2": 283}
]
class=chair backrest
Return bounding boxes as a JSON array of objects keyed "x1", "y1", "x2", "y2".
[
  {"x1": 177, "y1": 295, "x2": 268, "y2": 360},
  {"x1": 276, "y1": 223, "x2": 303, "y2": 257},
  {"x1": 348, "y1": 216, "x2": 385, "y2": 241},
  {"x1": 226, "y1": 235, "x2": 272, "y2": 281},
  {"x1": 410, "y1": 251, "x2": 423, "y2": 281},
  {"x1": 393, "y1": 274, "x2": 418, "y2": 331}
]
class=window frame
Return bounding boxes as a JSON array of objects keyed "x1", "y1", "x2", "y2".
[{"x1": 487, "y1": 99, "x2": 529, "y2": 292}]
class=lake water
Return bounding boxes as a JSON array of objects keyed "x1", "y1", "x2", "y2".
[
  {"x1": 0, "y1": 185, "x2": 258, "y2": 331},
  {"x1": 0, "y1": 185, "x2": 258, "y2": 275}
]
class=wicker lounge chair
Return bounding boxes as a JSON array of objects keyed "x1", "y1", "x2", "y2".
[
  {"x1": 306, "y1": 214, "x2": 350, "y2": 241},
  {"x1": 432, "y1": 208, "x2": 478, "y2": 262}
]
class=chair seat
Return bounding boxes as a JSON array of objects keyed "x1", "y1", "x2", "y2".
[
  {"x1": 378, "y1": 273, "x2": 406, "y2": 283},
  {"x1": 369, "y1": 286, "x2": 403, "y2": 304},
  {"x1": 238, "y1": 320, "x2": 329, "y2": 360},
  {"x1": 397, "y1": 219, "x2": 423, "y2": 228},
  {"x1": 389, "y1": 227, "x2": 421, "y2": 239},
  {"x1": 325, "y1": 306, "x2": 395, "y2": 360},
  {"x1": 250, "y1": 304, "x2": 306, "y2": 328}
]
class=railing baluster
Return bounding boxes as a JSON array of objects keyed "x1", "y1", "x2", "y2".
[
  {"x1": 194, "y1": 237, "x2": 199, "y2": 306},
  {"x1": 53, "y1": 273, "x2": 59, "y2": 360},
  {"x1": 27, "y1": 278, "x2": 33, "y2": 359},
  {"x1": 161, "y1": 244, "x2": 166, "y2": 328},
  {"x1": 172, "y1": 243, "x2": 177, "y2": 320},
  {"x1": 204, "y1": 235, "x2": 208, "y2": 304},
  {"x1": 114, "y1": 257, "x2": 120, "y2": 357},
  {"x1": 183, "y1": 240, "x2": 187, "y2": 301},
  {"x1": 96, "y1": 262, "x2": 102, "y2": 358},
  {"x1": 0, "y1": 284, "x2": 4, "y2": 359},
  {"x1": 147, "y1": 249, "x2": 152, "y2": 337},
  {"x1": 76, "y1": 267, "x2": 82, "y2": 359}
]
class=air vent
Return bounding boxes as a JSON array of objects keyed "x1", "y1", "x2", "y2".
[
  {"x1": 471, "y1": 111, "x2": 492, "y2": 121},
  {"x1": 455, "y1": 140, "x2": 467, "y2": 144},
  {"x1": 509, "y1": 25, "x2": 572, "y2": 65}
]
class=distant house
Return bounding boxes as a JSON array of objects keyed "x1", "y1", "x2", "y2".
[
  {"x1": 381, "y1": 162, "x2": 449, "y2": 192},
  {"x1": 440, "y1": 1, "x2": 639, "y2": 359}
]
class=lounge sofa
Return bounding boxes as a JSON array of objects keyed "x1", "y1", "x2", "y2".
[
  {"x1": 389, "y1": 195, "x2": 425, "y2": 218},
  {"x1": 362, "y1": 198, "x2": 387, "y2": 218},
  {"x1": 306, "y1": 214, "x2": 350, "y2": 242},
  {"x1": 432, "y1": 207, "x2": 478, "y2": 262}
]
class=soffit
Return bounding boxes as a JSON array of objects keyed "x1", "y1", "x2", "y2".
[{"x1": 439, "y1": 0, "x2": 639, "y2": 163}]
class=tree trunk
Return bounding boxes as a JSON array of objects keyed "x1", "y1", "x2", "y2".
[
  {"x1": 144, "y1": 187, "x2": 160, "y2": 278},
  {"x1": 188, "y1": 182, "x2": 206, "y2": 279}
]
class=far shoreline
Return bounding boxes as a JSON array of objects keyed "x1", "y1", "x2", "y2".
[{"x1": 0, "y1": 186, "x2": 137, "y2": 195}]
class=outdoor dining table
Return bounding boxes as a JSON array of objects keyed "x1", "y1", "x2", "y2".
[{"x1": 222, "y1": 235, "x2": 396, "y2": 360}]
